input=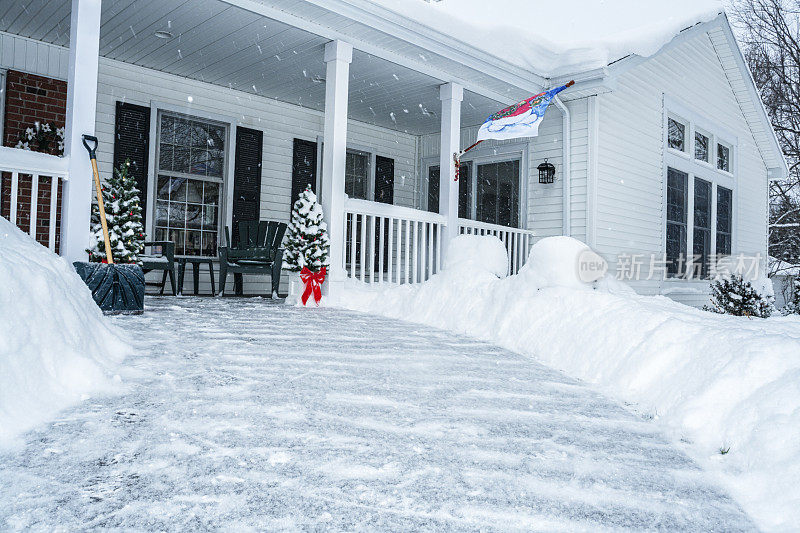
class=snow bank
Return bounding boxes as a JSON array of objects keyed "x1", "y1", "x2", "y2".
[
  {"x1": 370, "y1": 0, "x2": 724, "y2": 76},
  {"x1": 0, "y1": 218, "x2": 131, "y2": 449},
  {"x1": 331, "y1": 235, "x2": 800, "y2": 531}
]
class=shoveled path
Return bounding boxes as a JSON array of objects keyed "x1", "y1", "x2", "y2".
[{"x1": 0, "y1": 297, "x2": 755, "y2": 531}]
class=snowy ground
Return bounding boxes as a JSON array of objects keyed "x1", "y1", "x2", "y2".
[{"x1": 0, "y1": 297, "x2": 756, "y2": 531}]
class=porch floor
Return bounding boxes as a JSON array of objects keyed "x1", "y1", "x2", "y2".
[{"x1": 0, "y1": 298, "x2": 754, "y2": 531}]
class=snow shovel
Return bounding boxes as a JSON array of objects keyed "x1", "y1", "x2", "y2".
[{"x1": 73, "y1": 135, "x2": 145, "y2": 315}]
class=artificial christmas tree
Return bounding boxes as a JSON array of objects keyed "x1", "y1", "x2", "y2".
[
  {"x1": 87, "y1": 159, "x2": 146, "y2": 265},
  {"x1": 703, "y1": 274, "x2": 776, "y2": 318},
  {"x1": 283, "y1": 186, "x2": 329, "y2": 304}
]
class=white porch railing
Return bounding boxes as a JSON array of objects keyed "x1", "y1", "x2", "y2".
[
  {"x1": 458, "y1": 218, "x2": 535, "y2": 276},
  {"x1": 344, "y1": 198, "x2": 446, "y2": 284},
  {"x1": 0, "y1": 146, "x2": 69, "y2": 251}
]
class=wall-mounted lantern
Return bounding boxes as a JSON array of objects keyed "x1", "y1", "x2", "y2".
[{"x1": 538, "y1": 160, "x2": 556, "y2": 184}]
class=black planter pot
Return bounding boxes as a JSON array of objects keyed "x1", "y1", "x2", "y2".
[{"x1": 73, "y1": 262, "x2": 145, "y2": 315}]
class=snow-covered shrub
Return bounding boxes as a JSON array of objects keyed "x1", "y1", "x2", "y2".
[
  {"x1": 703, "y1": 274, "x2": 775, "y2": 318},
  {"x1": 782, "y1": 277, "x2": 800, "y2": 315},
  {"x1": 283, "y1": 186, "x2": 329, "y2": 272},
  {"x1": 0, "y1": 217, "x2": 130, "y2": 449}
]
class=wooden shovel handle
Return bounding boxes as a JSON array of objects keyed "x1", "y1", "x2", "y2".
[{"x1": 85, "y1": 135, "x2": 114, "y2": 264}]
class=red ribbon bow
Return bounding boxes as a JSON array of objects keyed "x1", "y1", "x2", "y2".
[{"x1": 300, "y1": 267, "x2": 326, "y2": 306}]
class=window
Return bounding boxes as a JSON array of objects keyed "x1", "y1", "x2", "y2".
[
  {"x1": 717, "y1": 143, "x2": 731, "y2": 172},
  {"x1": 693, "y1": 178, "x2": 712, "y2": 278},
  {"x1": 155, "y1": 112, "x2": 226, "y2": 256},
  {"x1": 427, "y1": 163, "x2": 471, "y2": 217},
  {"x1": 717, "y1": 186, "x2": 733, "y2": 255},
  {"x1": 668, "y1": 118, "x2": 686, "y2": 151},
  {"x1": 695, "y1": 131, "x2": 709, "y2": 163},
  {"x1": 345, "y1": 151, "x2": 369, "y2": 200},
  {"x1": 477, "y1": 160, "x2": 520, "y2": 228},
  {"x1": 666, "y1": 168, "x2": 688, "y2": 277}
]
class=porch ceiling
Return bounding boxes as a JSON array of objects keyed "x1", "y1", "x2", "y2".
[{"x1": 0, "y1": 0, "x2": 502, "y2": 135}]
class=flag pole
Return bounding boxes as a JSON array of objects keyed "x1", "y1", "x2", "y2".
[{"x1": 453, "y1": 80, "x2": 575, "y2": 181}]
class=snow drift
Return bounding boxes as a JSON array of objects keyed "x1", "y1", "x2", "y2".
[
  {"x1": 331, "y1": 235, "x2": 800, "y2": 531},
  {"x1": 0, "y1": 218, "x2": 131, "y2": 449}
]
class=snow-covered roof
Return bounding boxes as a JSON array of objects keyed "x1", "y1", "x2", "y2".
[{"x1": 370, "y1": 0, "x2": 724, "y2": 77}]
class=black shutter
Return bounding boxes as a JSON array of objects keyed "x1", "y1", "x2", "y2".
[
  {"x1": 427, "y1": 166, "x2": 440, "y2": 213},
  {"x1": 233, "y1": 126, "x2": 263, "y2": 224},
  {"x1": 374, "y1": 155, "x2": 394, "y2": 205},
  {"x1": 113, "y1": 102, "x2": 150, "y2": 214},
  {"x1": 291, "y1": 138, "x2": 317, "y2": 208},
  {"x1": 458, "y1": 163, "x2": 471, "y2": 219}
]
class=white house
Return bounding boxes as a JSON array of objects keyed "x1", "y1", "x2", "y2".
[{"x1": 0, "y1": 0, "x2": 787, "y2": 305}]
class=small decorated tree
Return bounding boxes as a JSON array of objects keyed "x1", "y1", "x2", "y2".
[
  {"x1": 284, "y1": 186, "x2": 329, "y2": 273},
  {"x1": 703, "y1": 274, "x2": 775, "y2": 318},
  {"x1": 87, "y1": 159, "x2": 146, "y2": 264}
]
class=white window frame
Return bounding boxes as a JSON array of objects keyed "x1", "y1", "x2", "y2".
[
  {"x1": 0, "y1": 69, "x2": 6, "y2": 144},
  {"x1": 663, "y1": 96, "x2": 738, "y2": 283},
  {"x1": 146, "y1": 101, "x2": 237, "y2": 255},
  {"x1": 667, "y1": 114, "x2": 689, "y2": 155},
  {"x1": 420, "y1": 141, "x2": 529, "y2": 228}
]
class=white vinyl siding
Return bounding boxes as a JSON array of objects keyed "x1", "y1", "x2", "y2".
[{"x1": 595, "y1": 30, "x2": 768, "y2": 306}]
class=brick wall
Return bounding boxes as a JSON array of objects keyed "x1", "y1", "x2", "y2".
[{"x1": 1, "y1": 70, "x2": 66, "y2": 251}]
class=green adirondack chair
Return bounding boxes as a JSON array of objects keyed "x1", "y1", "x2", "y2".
[{"x1": 218, "y1": 220, "x2": 287, "y2": 296}]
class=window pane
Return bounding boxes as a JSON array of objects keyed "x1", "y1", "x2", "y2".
[
  {"x1": 694, "y1": 178, "x2": 712, "y2": 230},
  {"x1": 190, "y1": 149, "x2": 210, "y2": 176},
  {"x1": 155, "y1": 200, "x2": 169, "y2": 226},
  {"x1": 717, "y1": 144, "x2": 730, "y2": 172},
  {"x1": 427, "y1": 165, "x2": 440, "y2": 214},
  {"x1": 202, "y1": 205, "x2": 217, "y2": 231},
  {"x1": 695, "y1": 132, "x2": 709, "y2": 162},
  {"x1": 191, "y1": 122, "x2": 209, "y2": 148},
  {"x1": 187, "y1": 180, "x2": 203, "y2": 203},
  {"x1": 476, "y1": 160, "x2": 519, "y2": 228},
  {"x1": 157, "y1": 176, "x2": 171, "y2": 200},
  {"x1": 201, "y1": 231, "x2": 217, "y2": 257},
  {"x1": 186, "y1": 204, "x2": 203, "y2": 229},
  {"x1": 173, "y1": 146, "x2": 190, "y2": 174},
  {"x1": 170, "y1": 177, "x2": 187, "y2": 202},
  {"x1": 160, "y1": 115, "x2": 175, "y2": 144},
  {"x1": 207, "y1": 149, "x2": 224, "y2": 178},
  {"x1": 666, "y1": 168, "x2": 687, "y2": 224},
  {"x1": 716, "y1": 186, "x2": 733, "y2": 256},
  {"x1": 668, "y1": 118, "x2": 685, "y2": 151},
  {"x1": 693, "y1": 178, "x2": 712, "y2": 278},
  {"x1": 169, "y1": 229, "x2": 185, "y2": 256},
  {"x1": 185, "y1": 230, "x2": 202, "y2": 255},
  {"x1": 159, "y1": 144, "x2": 173, "y2": 172},
  {"x1": 345, "y1": 152, "x2": 368, "y2": 200},
  {"x1": 174, "y1": 118, "x2": 191, "y2": 146},
  {"x1": 204, "y1": 182, "x2": 220, "y2": 206},
  {"x1": 666, "y1": 168, "x2": 688, "y2": 277}
]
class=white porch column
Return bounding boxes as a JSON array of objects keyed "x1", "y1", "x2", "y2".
[
  {"x1": 321, "y1": 40, "x2": 353, "y2": 294},
  {"x1": 439, "y1": 82, "x2": 463, "y2": 255},
  {"x1": 61, "y1": 0, "x2": 101, "y2": 263}
]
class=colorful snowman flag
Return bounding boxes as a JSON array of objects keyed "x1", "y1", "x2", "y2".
[{"x1": 477, "y1": 82, "x2": 572, "y2": 142}]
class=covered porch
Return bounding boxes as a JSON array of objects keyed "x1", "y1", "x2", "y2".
[{"x1": 0, "y1": 0, "x2": 549, "y2": 294}]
